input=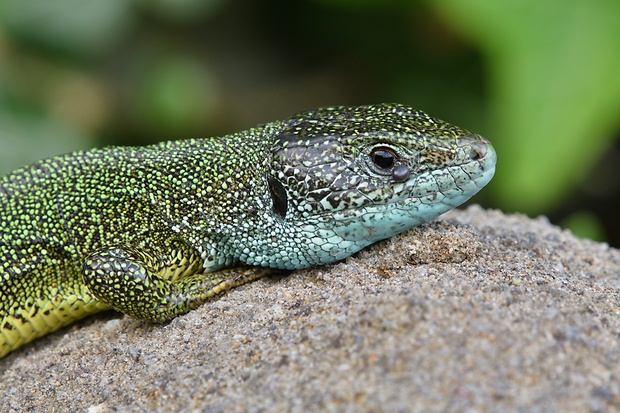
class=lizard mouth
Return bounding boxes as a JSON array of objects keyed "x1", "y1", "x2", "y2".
[
  {"x1": 407, "y1": 136, "x2": 496, "y2": 207},
  {"x1": 394, "y1": 134, "x2": 496, "y2": 209}
]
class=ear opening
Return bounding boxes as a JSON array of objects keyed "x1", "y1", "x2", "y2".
[{"x1": 267, "y1": 176, "x2": 288, "y2": 219}]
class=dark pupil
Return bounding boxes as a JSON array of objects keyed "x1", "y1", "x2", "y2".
[{"x1": 371, "y1": 148, "x2": 396, "y2": 169}]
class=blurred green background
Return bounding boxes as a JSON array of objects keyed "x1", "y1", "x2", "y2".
[{"x1": 1, "y1": 0, "x2": 619, "y2": 245}]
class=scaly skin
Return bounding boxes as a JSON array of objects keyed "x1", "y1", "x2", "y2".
[{"x1": 0, "y1": 103, "x2": 496, "y2": 357}]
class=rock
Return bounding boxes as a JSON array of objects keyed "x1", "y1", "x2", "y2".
[{"x1": 1, "y1": 205, "x2": 619, "y2": 412}]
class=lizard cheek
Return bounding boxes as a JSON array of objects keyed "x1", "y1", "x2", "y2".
[{"x1": 392, "y1": 164, "x2": 410, "y2": 182}]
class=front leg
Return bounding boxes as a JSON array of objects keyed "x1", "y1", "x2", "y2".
[{"x1": 82, "y1": 246, "x2": 271, "y2": 322}]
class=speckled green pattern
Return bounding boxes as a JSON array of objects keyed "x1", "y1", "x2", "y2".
[{"x1": 0, "y1": 103, "x2": 496, "y2": 357}]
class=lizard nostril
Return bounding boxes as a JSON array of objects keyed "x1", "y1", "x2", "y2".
[
  {"x1": 461, "y1": 136, "x2": 488, "y2": 161},
  {"x1": 469, "y1": 147, "x2": 482, "y2": 161}
]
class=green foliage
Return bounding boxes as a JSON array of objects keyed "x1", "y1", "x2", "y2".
[
  {"x1": 430, "y1": 0, "x2": 620, "y2": 214},
  {"x1": 560, "y1": 211, "x2": 606, "y2": 244},
  {"x1": 0, "y1": 0, "x2": 133, "y2": 58},
  {"x1": 0, "y1": 107, "x2": 95, "y2": 174},
  {"x1": 130, "y1": 56, "x2": 219, "y2": 137}
]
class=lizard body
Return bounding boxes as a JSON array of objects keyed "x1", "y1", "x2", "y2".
[{"x1": 0, "y1": 104, "x2": 496, "y2": 357}]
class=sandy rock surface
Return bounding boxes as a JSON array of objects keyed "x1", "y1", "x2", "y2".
[{"x1": 1, "y1": 205, "x2": 619, "y2": 413}]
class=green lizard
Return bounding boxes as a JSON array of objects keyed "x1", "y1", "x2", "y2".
[{"x1": 0, "y1": 103, "x2": 496, "y2": 358}]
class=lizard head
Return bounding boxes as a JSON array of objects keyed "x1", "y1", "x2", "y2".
[{"x1": 264, "y1": 103, "x2": 496, "y2": 268}]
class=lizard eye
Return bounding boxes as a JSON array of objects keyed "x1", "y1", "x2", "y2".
[
  {"x1": 369, "y1": 145, "x2": 412, "y2": 182},
  {"x1": 370, "y1": 147, "x2": 396, "y2": 170}
]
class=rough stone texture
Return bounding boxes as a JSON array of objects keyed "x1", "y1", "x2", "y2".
[{"x1": 1, "y1": 205, "x2": 619, "y2": 413}]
